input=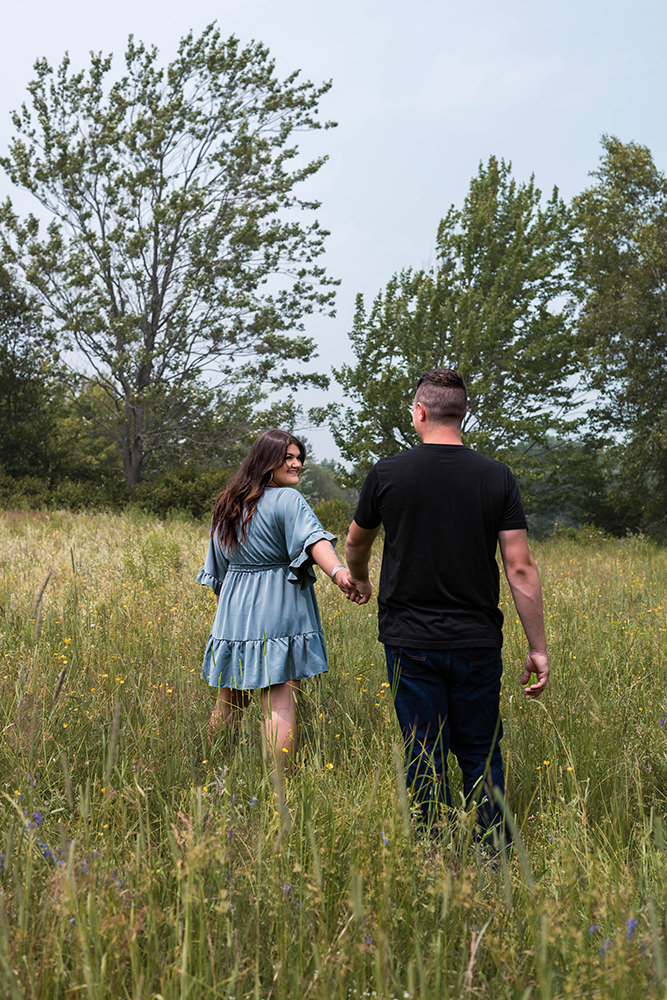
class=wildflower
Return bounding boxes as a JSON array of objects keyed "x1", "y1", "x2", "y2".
[
  {"x1": 589, "y1": 924, "x2": 599, "y2": 934},
  {"x1": 326, "y1": 762, "x2": 334, "y2": 770},
  {"x1": 600, "y1": 940, "x2": 611, "y2": 956},
  {"x1": 40, "y1": 843, "x2": 55, "y2": 866},
  {"x1": 250, "y1": 797, "x2": 258, "y2": 809},
  {"x1": 212, "y1": 769, "x2": 227, "y2": 794},
  {"x1": 627, "y1": 918, "x2": 638, "y2": 939},
  {"x1": 381, "y1": 831, "x2": 390, "y2": 849}
]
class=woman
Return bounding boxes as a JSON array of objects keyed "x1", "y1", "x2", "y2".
[{"x1": 198, "y1": 429, "x2": 357, "y2": 762}]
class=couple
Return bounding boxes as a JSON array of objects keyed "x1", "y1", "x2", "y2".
[{"x1": 198, "y1": 369, "x2": 549, "y2": 835}]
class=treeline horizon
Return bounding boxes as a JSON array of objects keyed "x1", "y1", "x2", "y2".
[{"x1": 0, "y1": 26, "x2": 665, "y2": 538}]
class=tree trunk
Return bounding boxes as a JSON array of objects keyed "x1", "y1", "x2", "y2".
[{"x1": 121, "y1": 402, "x2": 146, "y2": 487}]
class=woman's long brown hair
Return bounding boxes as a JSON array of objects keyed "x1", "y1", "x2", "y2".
[{"x1": 211, "y1": 429, "x2": 306, "y2": 552}]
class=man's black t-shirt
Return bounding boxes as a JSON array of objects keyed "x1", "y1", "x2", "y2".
[{"x1": 353, "y1": 444, "x2": 527, "y2": 649}]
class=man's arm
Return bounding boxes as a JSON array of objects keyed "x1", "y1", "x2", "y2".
[
  {"x1": 344, "y1": 520, "x2": 380, "y2": 604},
  {"x1": 498, "y1": 528, "x2": 550, "y2": 698}
]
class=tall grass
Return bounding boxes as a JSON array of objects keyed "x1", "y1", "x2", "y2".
[{"x1": 1, "y1": 510, "x2": 666, "y2": 998}]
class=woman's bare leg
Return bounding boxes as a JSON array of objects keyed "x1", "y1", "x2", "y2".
[
  {"x1": 210, "y1": 687, "x2": 251, "y2": 734},
  {"x1": 261, "y1": 681, "x2": 300, "y2": 763}
]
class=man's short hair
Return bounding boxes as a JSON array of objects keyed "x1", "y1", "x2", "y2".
[{"x1": 415, "y1": 368, "x2": 467, "y2": 425}]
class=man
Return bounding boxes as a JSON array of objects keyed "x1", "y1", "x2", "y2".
[{"x1": 345, "y1": 368, "x2": 549, "y2": 838}]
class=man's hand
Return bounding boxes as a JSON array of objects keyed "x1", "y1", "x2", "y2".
[
  {"x1": 346, "y1": 576, "x2": 372, "y2": 605},
  {"x1": 522, "y1": 650, "x2": 550, "y2": 697},
  {"x1": 332, "y1": 569, "x2": 372, "y2": 605}
]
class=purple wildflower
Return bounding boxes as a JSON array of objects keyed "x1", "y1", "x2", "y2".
[{"x1": 40, "y1": 843, "x2": 55, "y2": 865}]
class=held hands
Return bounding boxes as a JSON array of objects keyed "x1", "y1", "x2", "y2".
[
  {"x1": 332, "y1": 568, "x2": 372, "y2": 606},
  {"x1": 522, "y1": 650, "x2": 550, "y2": 698},
  {"x1": 311, "y1": 543, "x2": 372, "y2": 605}
]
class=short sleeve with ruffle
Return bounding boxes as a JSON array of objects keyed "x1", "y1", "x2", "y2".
[
  {"x1": 196, "y1": 526, "x2": 229, "y2": 595},
  {"x1": 278, "y1": 491, "x2": 337, "y2": 589}
]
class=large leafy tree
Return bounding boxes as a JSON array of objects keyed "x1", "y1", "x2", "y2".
[
  {"x1": 574, "y1": 136, "x2": 667, "y2": 536},
  {"x1": 0, "y1": 24, "x2": 336, "y2": 485},
  {"x1": 331, "y1": 157, "x2": 579, "y2": 487}
]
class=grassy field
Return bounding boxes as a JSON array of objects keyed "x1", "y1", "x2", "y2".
[{"x1": 1, "y1": 509, "x2": 666, "y2": 999}]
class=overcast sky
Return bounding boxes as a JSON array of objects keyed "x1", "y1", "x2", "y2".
[{"x1": 3, "y1": 0, "x2": 665, "y2": 460}]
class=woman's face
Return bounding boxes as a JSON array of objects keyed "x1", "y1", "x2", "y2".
[{"x1": 270, "y1": 445, "x2": 303, "y2": 487}]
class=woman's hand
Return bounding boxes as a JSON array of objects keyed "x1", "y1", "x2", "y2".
[
  {"x1": 334, "y1": 568, "x2": 372, "y2": 605},
  {"x1": 308, "y1": 540, "x2": 372, "y2": 604}
]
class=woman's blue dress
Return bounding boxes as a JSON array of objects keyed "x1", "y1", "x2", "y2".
[{"x1": 197, "y1": 487, "x2": 336, "y2": 690}]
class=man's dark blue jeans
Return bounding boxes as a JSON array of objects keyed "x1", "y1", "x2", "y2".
[{"x1": 385, "y1": 645, "x2": 506, "y2": 839}]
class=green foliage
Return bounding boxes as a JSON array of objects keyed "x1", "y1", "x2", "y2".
[
  {"x1": 0, "y1": 472, "x2": 125, "y2": 512},
  {"x1": 0, "y1": 24, "x2": 336, "y2": 485},
  {"x1": 0, "y1": 266, "x2": 60, "y2": 477},
  {"x1": 574, "y1": 136, "x2": 667, "y2": 537},
  {"x1": 128, "y1": 464, "x2": 227, "y2": 520},
  {"x1": 312, "y1": 496, "x2": 355, "y2": 540},
  {"x1": 503, "y1": 435, "x2": 636, "y2": 538},
  {"x1": 298, "y1": 458, "x2": 355, "y2": 505},
  {"x1": 331, "y1": 157, "x2": 578, "y2": 486}
]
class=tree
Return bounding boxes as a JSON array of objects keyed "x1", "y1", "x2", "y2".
[
  {"x1": 331, "y1": 157, "x2": 579, "y2": 486},
  {"x1": 574, "y1": 136, "x2": 667, "y2": 536},
  {"x1": 0, "y1": 265, "x2": 59, "y2": 477},
  {"x1": 0, "y1": 24, "x2": 336, "y2": 485},
  {"x1": 297, "y1": 457, "x2": 355, "y2": 506}
]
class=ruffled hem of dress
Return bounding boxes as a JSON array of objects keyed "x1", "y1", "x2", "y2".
[
  {"x1": 197, "y1": 568, "x2": 223, "y2": 595},
  {"x1": 201, "y1": 631, "x2": 328, "y2": 690},
  {"x1": 287, "y1": 529, "x2": 337, "y2": 589}
]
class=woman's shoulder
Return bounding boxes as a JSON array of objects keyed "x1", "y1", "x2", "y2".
[{"x1": 263, "y1": 487, "x2": 311, "y2": 511}]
